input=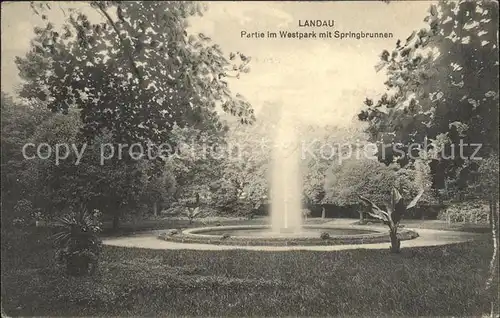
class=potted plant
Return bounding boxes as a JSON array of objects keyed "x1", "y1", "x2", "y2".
[{"x1": 53, "y1": 206, "x2": 102, "y2": 276}]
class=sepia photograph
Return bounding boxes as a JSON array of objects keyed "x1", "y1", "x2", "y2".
[{"x1": 1, "y1": 0, "x2": 499, "y2": 317}]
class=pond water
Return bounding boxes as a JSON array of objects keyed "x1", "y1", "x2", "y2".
[{"x1": 197, "y1": 227, "x2": 379, "y2": 238}]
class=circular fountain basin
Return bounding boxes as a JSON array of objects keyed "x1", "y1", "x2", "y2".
[{"x1": 158, "y1": 225, "x2": 419, "y2": 246}]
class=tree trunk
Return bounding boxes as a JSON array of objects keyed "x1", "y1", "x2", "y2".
[
  {"x1": 389, "y1": 227, "x2": 401, "y2": 253},
  {"x1": 112, "y1": 207, "x2": 120, "y2": 231},
  {"x1": 486, "y1": 199, "x2": 499, "y2": 317},
  {"x1": 488, "y1": 200, "x2": 493, "y2": 227},
  {"x1": 359, "y1": 211, "x2": 364, "y2": 224},
  {"x1": 321, "y1": 207, "x2": 326, "y2": 219},
  {"x1": 153, "y1": 201, "x2": 158, "y2": 217}
]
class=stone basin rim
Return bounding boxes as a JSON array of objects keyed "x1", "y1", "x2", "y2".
[
  {"x1": 180, "y1": 224, "x2": 390, "y2": 240},
  {"x1": 159, "y1": 225, "x2": 419, "y2": 246}
]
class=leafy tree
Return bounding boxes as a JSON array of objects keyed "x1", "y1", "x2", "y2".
[
  {"x1": 0, "y1": 93, "x2": 51, "y2": 216},
  {"x1": 142, "y1": 164, "x2": 176, "y2": 217},
  {"x1": 213, "y1": 112, "x2": 272, "y2": 216},
  {"x1": 20, "y1": 1, "x2": 255, "y2": 147},
  {"x1": 2, "y1": 102, "x2": 149, "y2": 229},
  {"x1": 358, "y1": 0, "x2": 499, "y2": 191},
  {"x1": 14, "y1": 1, "x2": 258, "y2": 228},
  {"x1": 166, "y1": 123, "x2": 226, "y2": 205},
  {"x1": 357, "y1": 1, "x2": 498, "y2": 310},
  {"x1": 301, "y1": 124, "x2": 365, "y2": 216},
  {"x1": 324, "y1": 157, "x2": 432, "y2": 223},
  {"x1": 324, "y1": 158, "x2": 399, "y2": 223}
]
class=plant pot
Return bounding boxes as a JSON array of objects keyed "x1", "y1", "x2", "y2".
[{"x1": 66, "y1": 254, "x2": 92, "y2": 276}]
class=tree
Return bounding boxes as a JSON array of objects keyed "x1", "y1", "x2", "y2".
[
  {"x1": 32, "y1": 113, "x2": 156, "y2": 230},
  {"x1": 324, "y1": 158, "x2": 399, "y2": 223},
  {"x1": 0, "y1": 92, "x2": 51, "y2": 217},
  {"x1": 475, "y1": 154, "x2": 499, "y2": 317},
  {"x1": 3, "y1": 102, "x2": 149, "y2": 229},
  {"x1": 359, "y1": 187, "x2": 424, "y2": 253},
  {"x1": 14, "y1": 2, "x2": 257, "y2": 228},
  {"x1": 142, "y1": 165, "x2": 176, "y2": 217},
  {"x1": 166, "y1": 123, "x2": 226, "y2": 205},
  {"x1": 324, "y1": 156, "x2": 432, "y2": 223},
  {"x1": 214, "y1": 112, "x2": 272, "y2": 216},
  {"x1": 301, "y1": 124, "x2": 367, "y2": 216},
  {"x1": 20, "y1": 1, "x2": 255, "y2": 147},
  {"x1": 358, "y1": 0, "x2": 499, "y2": 191}
]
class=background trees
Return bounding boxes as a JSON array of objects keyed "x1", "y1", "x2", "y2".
[
  {"x1": 358, "y1": 0, "x2": 499, "y2": 195},
  {"x1": 4, "y1": 1, "x2": 256, "y2": 228},
  {"x1": 3, "y1": 1, "x2": 496, "y2": 233}
]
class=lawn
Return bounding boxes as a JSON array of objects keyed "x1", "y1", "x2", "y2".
[{"x1": 1, "y1": 224, "x2": 497, "y2": 317}]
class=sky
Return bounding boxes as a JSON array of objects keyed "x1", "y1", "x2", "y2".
[{"x1": 1, "y1": 1, "x2": 433, "y2": 128}]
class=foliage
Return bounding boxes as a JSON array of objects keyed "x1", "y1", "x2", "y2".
[
  {"x1": 320, "y1": 232, "x2": 330, "y2": 240},
  {"x1": 184, "y1": 206, "x2": 202, "y2": 224},
  {"x1": 301, "y1": 124, "x2": 365, "y2": 206},
  {"x1": 53, "y1": 207, "x2": 102, "y2": 276},
  {"x1": 12, "y1": 199, "x2": 35, "y2": 225},
  {"x1": 217, "y1": 118, "x2": 270, "y2": 214},
  {"x1": 302, "y1": 208, "x2": 312, "y2": 220},
  {"x1": 359, "y1": 187, "x2": 424, "y2": 253},
  {"x1": 324, "y1": 158, "x2": 400, "y2": 206},
  {"x1": 141, "y1": 162, "x2": 176, "y2": 213},
  {"x1": 0, "y1": 93, "x2": 51, "y2": 213},
  {"x1": 438, "y1": 201, "x2": 490, "y2": 224},
  {"x1": 0, "y1": 96, "x2": 154, "y2": 227},
  {"x1": 476, "y1": 155, "x2": 499, "y2": 201},
  {"x1": 166, "y1": 123, "x2": 226, "y2": 205},
  {"x1": 10, "y1": 1, "x2": 257, "y2": 227},
  {"x1": 358, "y1": 0, "x2": 499, "y2": 188},
  {"x1": 20, "y1": 1, "x2": 254, "y2": 147}
]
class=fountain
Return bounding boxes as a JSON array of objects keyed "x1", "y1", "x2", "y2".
[
  {"x1": 158, "y1": 108, "x2": 419, "y2": 246},
  {"x1": 270, "y1": 113, "x2": 303, "y2": 235}
]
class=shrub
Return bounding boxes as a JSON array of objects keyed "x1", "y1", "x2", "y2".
[
  {"x1": 11, "y1": 217, "x2": 27, "y2": 228},
  {"x1": 163, "y1": 229, "x2": 180, "y2": 236},
  {"x1": 14, "y1": 199, "x2": 33, "y2": 216},
  {"x1": 12, "y1": 199, "x2": 34, "y2": 226},
  {"x1": 163, "y1": 204, "x2": 185, "y2": 216},
  {"x1": 438, "y1": 201, "x2": 489, "y2": 224},
  {"x1": 53, "y1": 207, "x2": 102, "y2": 276},
  {"x1": 302, "y1": 209, "x2": 312, "y2": 220},
  {"x1": 185, "y1": 207, "x2": 202, "y2": 224},
  {"x1": 320, "y1": 232, "x2": 330, "y2": 240},
  {"x1": 221, "y1": 233, "x2": 231, "y2": 239}
]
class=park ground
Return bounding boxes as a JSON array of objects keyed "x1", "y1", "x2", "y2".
[{"x1": 1, "y1": 217, "x2": 497, "y2": 317}]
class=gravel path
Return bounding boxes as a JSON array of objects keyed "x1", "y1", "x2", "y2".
[{"x1": 102, "y1": 219, "x2": 486, "y2": 251}]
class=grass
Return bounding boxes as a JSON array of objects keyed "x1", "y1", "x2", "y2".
[
  {"x1": 354, "y1": 218, "x2": 492, "y2": 233},
  {"x1": 1, "y1": 222, "x2": 497, "y2": 317}
]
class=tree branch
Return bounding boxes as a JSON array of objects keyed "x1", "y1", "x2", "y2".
[{"x1": 93, "y1": 2, "x2": 143, "y2": 83}]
